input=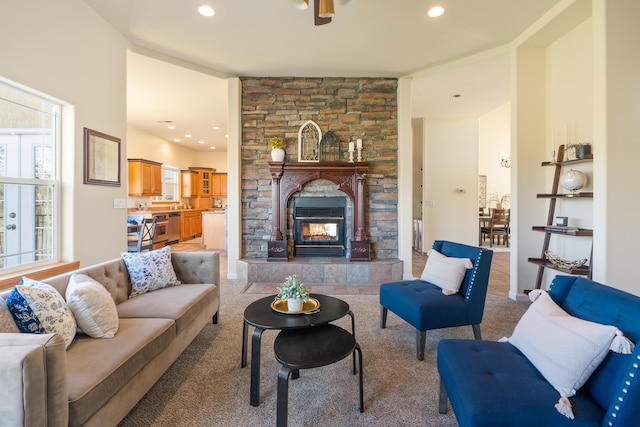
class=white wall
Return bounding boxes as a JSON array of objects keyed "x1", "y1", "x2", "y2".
[
  {"x1": 127, "y1": 125, "x2": 199, "y2": 169},
  {"x1": 592, "y1": 0, "x2": 640, "y2": 294},
  {"x1": 479, "y1": 103, "x2": 511, "y2": 208},
  {"x1": 422, "y1": 119, "x2": 479, "y2": 248},
  {"x1": 1, "y1": 1, "x2": 129, "y2": 267},
  {"x1": 545, "y1": 19, "x2": 593, "y2": 282}
]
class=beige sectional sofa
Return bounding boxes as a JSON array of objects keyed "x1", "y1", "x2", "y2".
[{"x1": 0, "y1": 251, "x2": 220, "y2": 427}]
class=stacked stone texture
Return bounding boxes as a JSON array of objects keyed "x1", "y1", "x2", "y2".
[{"x1": 241, "y1": 77, "x2": 398, "y2": 259}]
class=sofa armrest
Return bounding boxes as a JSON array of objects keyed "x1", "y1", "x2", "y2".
[
  {"x1": 171, "y1": 251, "x2": 220, "y2": 286},
  {"x1": 0, "y1": 333, "x2": 68, "y2": 427}
]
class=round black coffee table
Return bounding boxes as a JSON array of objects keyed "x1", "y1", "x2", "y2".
[
  {"x1": 241, "y1": 293, "x2": 353, "y2": 407},
  {"x1": 274, "y1": 324, "x2": 363, "y2": 427}
]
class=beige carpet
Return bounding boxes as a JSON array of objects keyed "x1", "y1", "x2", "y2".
[{"x1": 118, "y1": 277, "x2": 529, "y2": 427}]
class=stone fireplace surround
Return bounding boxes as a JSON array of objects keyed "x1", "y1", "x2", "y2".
[
  {"x1": 267, "y1": 161, "x2": 370, "y2": 261},
  {"x1": 237, "y1": 160, "x2": 403, "y2": 285},
  {"x1": 238, "y1": 76, "x2": 401, "y2": 285}
]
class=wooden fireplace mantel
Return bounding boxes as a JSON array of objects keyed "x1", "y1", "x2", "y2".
[{"x1": 268, "y1": 161, "x2": 369, "y2": 260}]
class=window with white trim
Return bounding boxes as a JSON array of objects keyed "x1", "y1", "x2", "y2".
[
  {"x1": 0, "y1": 79, "x2": 59, "y2": 272},
  {"x1": 152, "y1": 164, "x2": 179, "y2": 202}
]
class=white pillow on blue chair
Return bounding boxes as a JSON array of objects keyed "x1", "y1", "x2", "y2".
[{"x1": 420, "y1": 249, "x2": 473, "y2": 295}]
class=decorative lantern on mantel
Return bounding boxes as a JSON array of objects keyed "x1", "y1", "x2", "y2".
[{"x1": 319, "y1": 130, "x2": 341, "y2": 162}]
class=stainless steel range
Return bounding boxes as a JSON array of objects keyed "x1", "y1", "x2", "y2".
[{"x1": 152, "y1": 213, "x2": 169, "y2": 246}]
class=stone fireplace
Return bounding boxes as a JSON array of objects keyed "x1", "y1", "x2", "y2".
[{"x1": 267, "y1": 161, "x2": 370, "y2": 261}]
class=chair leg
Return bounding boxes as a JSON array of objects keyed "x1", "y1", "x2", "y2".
[
  {"x1": 416, "y1": 330, "x2": 426, "y2": 361},
  {"x1": 472, "y1": 324, "x2": 482, "y2": 340},
  {"x1": 439, "y1": 379, "x2": 449, "y2": 414},
  {"x1": 380, "y1": 306, "x2": 387, "y2": 329}
]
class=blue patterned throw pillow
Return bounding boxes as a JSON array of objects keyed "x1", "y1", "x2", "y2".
[
  {"x1": 121, "y1": 246, "x2": 180, "y2": 297},
  {"x1": 5, "y1": 277, "x2": 77, "y2": 348}
]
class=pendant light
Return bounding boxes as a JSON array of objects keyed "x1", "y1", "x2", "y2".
[{"x1": 319, "y1": 0, "x2": 335, "y2": 18}]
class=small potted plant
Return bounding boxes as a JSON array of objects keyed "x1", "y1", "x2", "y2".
[
  {"x1": 488, "y1": 192, "x2": 510, "y2": 209},
  {"x1": 268, "y1": 136, "x2": 286, "y2": 162},
  {"x1": 276, "y1": 274, "x2": 310, "y2": 313}
]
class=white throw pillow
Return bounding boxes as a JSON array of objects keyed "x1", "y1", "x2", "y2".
[
  {"x1": 5, "y1": 277, "x2": 77, "y2": 348},
  {"x1": 1, "y1": 296, "x2": 20, "y2": 333},
  {"x1": 65, "y1": 274, "x2": 119, "y2": 338},
  {"x1": 121, "y1": 246, "x2": 180, "y2": 297},
  {"x1": 507, "y1": 291, "x2": 618, "y2": 400},
  {"x1": 420, "y1": 249, "x2": 473, "y2": 295}
]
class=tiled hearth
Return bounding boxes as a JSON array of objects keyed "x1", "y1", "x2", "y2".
[{"x1": 237, "y1": 257, "x2": 403, "y2": 286}]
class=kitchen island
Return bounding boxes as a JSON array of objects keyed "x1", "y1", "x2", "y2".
[{"x1": 202, "y1": 209, "x2": 226, "y2": 250}]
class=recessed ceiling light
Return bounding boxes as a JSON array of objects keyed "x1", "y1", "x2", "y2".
[
  {"x1": 185, "y1": 134, "x2": 192, "y2": 138},
  {"x1": 173, "y1": 139, "x2": 180, "y2": 142},
  {"x1": 198, "y1": 5, "x2": 215, "y2": 17},
  {"x1": 224, "y1": 134, "x2": 228, "y2": 138},
  {"x1": 428, "y1": 6, "x2": 445, "y2": 18},
  {"x1": 212, "y1": 126, "x2": 220, "y2": 130},
  {"x1": 210, "y1": 146, "x2": 216, "y2": 150},
  {"x1": 198, "y1": 141, "x2": 205, "y2": 144},
  {"x1": 168, "y1": 125, "x2": 175, "y2": 130}
]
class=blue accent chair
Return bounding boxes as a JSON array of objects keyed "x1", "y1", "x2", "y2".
[
  {"x1": 438, "y1": 275, "x2": 640, "y2": 427},
  {"x1": 379, "y1": 240, "x2": 493, "y2": 360}
]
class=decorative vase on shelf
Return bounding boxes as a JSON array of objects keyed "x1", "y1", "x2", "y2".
[
  {"x1": 560, "y1": 169, "x2": 587, "y2": 192},
  {"x1": 271, "y1": 148, "x2": 285, "y2": 162}
]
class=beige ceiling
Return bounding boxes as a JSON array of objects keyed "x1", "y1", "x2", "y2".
[{"x1": 85, "y1": 0, "x2": 563, "y2": 152}]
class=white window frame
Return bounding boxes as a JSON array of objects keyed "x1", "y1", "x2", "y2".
[{"x1": 0, "y1": 78, "x2": 61, "y2": 274}]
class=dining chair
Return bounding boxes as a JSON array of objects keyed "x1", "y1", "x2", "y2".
[
  {"x1": 127, "y1": 217, "x2": 157, "y2": 252},
  {"x1": 480, "y1": 208, "x2": 510, "y2": 247}
]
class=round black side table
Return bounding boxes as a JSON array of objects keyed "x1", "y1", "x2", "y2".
[{"x1": 273, "y1": 324, "x2": 364, "y2": 427}]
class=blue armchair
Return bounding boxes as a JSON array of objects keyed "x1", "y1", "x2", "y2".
[{"x1": 379, "y1": 240, "x2": 493, "y2": 360}]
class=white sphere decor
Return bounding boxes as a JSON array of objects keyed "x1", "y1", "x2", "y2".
[{"x1": 560, "y1": 169, "x2": 587, "y2": 192}]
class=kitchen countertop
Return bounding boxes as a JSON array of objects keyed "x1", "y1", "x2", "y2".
[{"x1": 128, "y1": 208, "x2": 226, "y2": 216}]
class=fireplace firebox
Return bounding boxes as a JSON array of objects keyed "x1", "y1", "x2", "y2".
[{"x1": 293, "y1": 197, "x2": 346, "y2": 257}]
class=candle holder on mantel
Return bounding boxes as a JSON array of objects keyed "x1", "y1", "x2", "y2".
[{"x1": 356, "y1": 138, "x2": 363, "y2": 162}]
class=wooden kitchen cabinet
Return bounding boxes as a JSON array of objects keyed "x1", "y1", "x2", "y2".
[
  {"x1": 180, "y1": 169, "x2": 198, "y2": 197},
  {"x1": 189, "y1": 167, "x2": 215, "y2": 196},
  {"x1": 211, "y1": 173, "x2": 227, "y2": 197},
  {"x1": 181, "y1": 210, "x2": 202, "y2": 241},
  {"x1": 187, "y1": 167, "x2": 215, "y2": 208},
  {"x1": 128, "y1": 159, "x2": 162, "y2": 196}
]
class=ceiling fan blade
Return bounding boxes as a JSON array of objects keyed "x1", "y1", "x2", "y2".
[{"x1": 314, "y1": 0, "x2": 332, "y2": 26}]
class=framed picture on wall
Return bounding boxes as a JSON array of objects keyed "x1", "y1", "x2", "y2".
[
  {"x1": 83, "y1": 127, "x2": 121, "y2": 186},
  {"x1": 479, "y1": 175, "x2": 487, "y2": 208}
]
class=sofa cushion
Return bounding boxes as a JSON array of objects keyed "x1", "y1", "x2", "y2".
[
  {"x1": 1, "y1": 296, "x2": 20, "y2": 333},
  {"x1": 5, "y1": 277, "x2": 77, "y2": 348},
  {"x1": 438, "y1": 339, "x2": 607, "y2": 426},
  {"x1": 65, "y1": 274, "x2": 119, "y2": 338},
  {"x1": 121, "y1": 246, "x2": 180, "y2": 297},
  {"x1": 116, "y1": 283, "x2": 216, "y2": 335},
  {"x1": 65, "y1": 317, "x2": 175, "y2": 427},
  {"x1": 420, "y1": 249, "x2": 473, "y2": 295}
]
